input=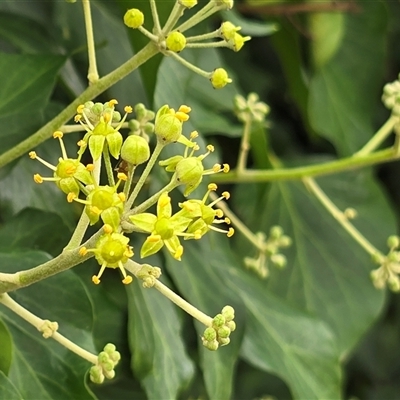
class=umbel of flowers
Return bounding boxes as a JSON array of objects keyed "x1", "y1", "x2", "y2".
[
  {"x1": 123, "y1": 0, "x2": 250, "y2": 89},
  {"x1": 30, "y1": 100, "x2": 233, "y2": 286}
]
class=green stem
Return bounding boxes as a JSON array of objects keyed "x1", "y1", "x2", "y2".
[
  {"x1": 123, "y1": 165, "x2": 136, "y2": 198},
  {"x1": 354, "y1": 115, "x2": 398, "y2": 156},
  {"x1": 236, "y1": 115, "x2": 252, "y2": 173},
  {"x1": 0, "y1": 231, "x2": 101, "y2": 294},
  {"x1": 186, "y1": 41, "x2": 229, "y2": 49},
  {"x1": 64, "y1": 211, "x2": 90, "y2": 250},
  {"x1": 302, "y1": 177, "x2": 382, "y2": 257},
  {"x1": 103, "y1": 144, "x2": 115, "y2": 186},
  {"x1": 186, "y1": 30, "x2": 219, "y2": 42},
  {"x1": 176, "y1": 2, "x2": 221, "y2": 33},
  {"x1": 0, "y1": 42, "x2": 159, "y2": 169},
  {"x1": 162, "y1": 2, "x2": 185, "y2": 34},
  {"x1": 209, "y1": 191, "x2": 261, "y2": 249},
  {"x1": 124, "y1": 142, "x2": 165, "y2": 211},
  {"x1": 149, "y1": 0, "x2": 162, "y2": 34},
  {"x1": 0, "y1": 293, "x2": 97, "y2": 364},
  {"x1": 167, "y1": 51, "x2": 210, "y2": 78},
  {"x1": 82, "y1": 0, "x2": 99, "y2": 84},
  {"x1": 138, "y1": 26, "x2": 159, "y2": 42},
  {"x1": 212, "y1": 147, "x2": 399, "y2": 184},
  {"x1": 124, "y1": 260, "x2": 212, "y2": 326}
]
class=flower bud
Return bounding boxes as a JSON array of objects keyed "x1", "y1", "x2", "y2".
[
  {"x1": 218, "y1": 337, "x2": 230, "y2": 346},
  {"x1": 217, "y1": 326, "x2": 231, "y2": 339},
  {"x1": 90, "y1": 366, "x2": 104, "y2": 384},
  {"x1": 166, "y1": 31, "x2": 186, "y2": 52},
  {"x1": 212, "y1": 313, "x2": 226, "y2": 328},
  {"x1": 178, "y1": 0, "x2": 198, "y2": 8},
  {"x1": 210, "y1": 68, "x2": 232, "y2": 89},
  {"x1": 175, "y1": 157, "x2": 204, "y2": 185},
  {"x1": 221, "y1": 305, "x2": 235, "y2": 321},
  {"x1": 155, "y1": 113, "x2": 183, "y2": 144},
  {"x1": 121, "y1": 135, "x2": 150, "y2": 165},
  {"x1": 203, "y1": 327, "x2": 217, "y2": 341},
  {"x1": 203, "y1": 339, "x2": 219, "y2": 351},
  {"x1": 388, "y1": 235, "x2": 400, "y2": 249},
  {"x1": 124, "y1": 9, "x2": 144, "y2": 29}
]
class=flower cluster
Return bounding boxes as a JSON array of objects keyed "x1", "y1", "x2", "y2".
[
  {"x1": 202, "y1": 306, "x2": 236, "y2": 350},
  {"x1": 29, "y1": 100, "x2": 232, "y2": 285},
  {"x1": 90, "y1": 343, "x2": 121, "y2": 384},
  {"x1": 123, "y1": 0, "x2": 250, "y2": 89}
]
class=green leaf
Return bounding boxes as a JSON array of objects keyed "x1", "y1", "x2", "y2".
[
  {"x1": 127, "y1": 278, "x2": 195, "y2": 399},
  {"x1": 233, "y1": 169, "x2": 392, "y2": 355},
  {"x1": 0, "y1": 53, "x2": 66, "y2": 155},
  {"x1": 308, "y1": 2, "x2": 388, "y2": 155},
  {"x1": 0, "y1": 318, "x2": 12, "y2": 375},
  {"x1": 0, "y1": 371, "x2": 23, "y2": 400},
  {"x1": 0, "y1": 250, "x2": 96, "y2": 399},
  {"x1": 0, "y1": 208, "x2": 71, "y2": 256}
]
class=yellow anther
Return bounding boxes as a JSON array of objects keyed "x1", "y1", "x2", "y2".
[
  {"x1": 65, "y1": 164, "x2": 77, "y2": 175},
  {"x1": 194, "y1": 230, "x2": 202, "y2": 240},
  {"x1": 53, "y1": 131, "x2": 63, "y2": 139},
  {"x1": 103, "y1": 224, "x2": 113, "y2": 234},
  {"x1": 222, "y1": 191, "x2": 230, "y2": 199},
  {"x1": 76, "y1": 104, "x2": 85, "y2": 114},
  {"x1": 175, "y1": 111, "x2": 190, "y2": 122},
  {"x1": 74, "y1": 115, "x2": 82, "y2": 122},
  {"x1": 29, "y1": 151, "x2": 37, "y2": 159},
  {"x1": 33, "y1": 174, "x2": 43, "y2": 183},
  {"x1": 77, "y1": 140, "x2": 87, "y2": 148},
  {"x1": 108, "y1": 99, "x2": 118, "y2": 107},
  {"x1": 213, "y1": 164, "x2": 222, "y2": 172},
  {"x1": 122, "y1": 276, "x2": 133, "y2": 284},
  {"x1": 67, "y1": 192, "x2": 76, "y2": 203},
  {"x1": 79, "y1": 247, "x2": 88, "y2": 256},
  {"x1": 223, "y1": 164, "x2": 230, "y2": 173},
  {"x1": 118, "y1": 192, "x2": 126, "y2": 202},
  {"x1": 174, "y1": 245, "x2": 184, "y2": 260},
  {"x1": 148, "y1": 234, "x2": 161, "y2": 243},
  {"x1": 86, "y1": 163, "x2": 94, "y2": 171},
  {"x1": 224, "y1": 217, "x2": 231, "y2": 224},
  {"x1": 190, "y1": 131, "x2": 199, "y2": 139},
  {"x1": 215, "y1": 209, "x2": 224, "y2": 218},
  {"x1": 124, "y1": 105, "x2": 133, "y2": 113},
  {"x1": 227, "y1": 227, "x2": 235, "y2": 237},
  {"x1": 92, "y1": 275, "x2": 101, "y2": 285},
  {"x1": 117, "y1": 172, "x2": 127, "y2": 181},
  {"x1": 178, "y1": 105, "x2": 191, "y2": 114},
  {"x1": 207, "y1": 144, "x2": 215, "y2": 152},
  {"x1": 125, "y1": 247, "x2": 134, "y2": 258},
  {"x1": 193, "y1": 144, "x2": 200, "y2": 151},
  {"x1": 208, "y1": 183, "x2": 218, "y2": 191}
]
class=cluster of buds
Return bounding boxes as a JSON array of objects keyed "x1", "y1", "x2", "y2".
[
  {"x1": 123, "y1": 0, "x2": 250, "y2": 89},
  {"x1": 90, "y1": 343, "x2": 121, "y2": 384},
  {"x1": 202, "y1": 306, "x2": 236, "y2": 350},
  {"x1": 371, "y1": 235, "x2": 400, "y2": 292},
  {"x1": 234, "y1": 92, "x2": 270, "y2": 123},
  {"x1": 382, "y1": 77, "x2": 400, "y2": 117},
  {"x1": 244, "y1": 226, "x2": 292, "y2": 279}
]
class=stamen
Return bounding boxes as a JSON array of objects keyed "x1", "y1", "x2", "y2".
[
  {"x1": 124, "y1": 105, "x2": 133, "y2": 113},
  {"x1": 33, "y1": 174, "x2": 43, "y2": 183},
  {"x1": 76, "y1": 104, "x2": 85, "y2": 114}
]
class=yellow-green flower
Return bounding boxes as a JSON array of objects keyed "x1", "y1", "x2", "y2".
[
  {"x1": 75, "y1": 99, "x2": 132, "y2": 161},
  {"x1": 80, "y1": 231, "x2": 133, "y2": 284},
  {"x1": 29, "y1": 131, "x2": 93, "y2": 197},
  {"x1": 129, "y1": 192, "x2": 192, "y2": 260},
  {"x1": 69, "y1": 173, "x2": 127, "y2": 231},
  {"x1": 176, "y1": 183, "x2": 234, "y2": 239}
]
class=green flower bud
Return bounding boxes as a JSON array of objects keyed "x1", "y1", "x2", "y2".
[
  {"x1": 175, "y1": 157, "x2": 204, "y2": 185},
  {"x1": 388, "y1": 235, "x2": 400, "y2": 249},
  {"x1": 57, "y1": 176, "x2": 80, "y2": 196},
  {"x1": 226, "y1": 320, "x2": 236, "y2": 332},
  {"x1": 98, "y1": 351, "x2": 110, "y2": 364},
  {"x1": 90, "y1": 366, "x2": 105, "y2": 384},
  {"x1": 121, "y1": 135, "x2": 150, "y2": 165},
  {"x1": 101, "y1": 207, "x2": 121, "y2": 232},
  {"x1": 270, "y1": 225, "x2": 283, "y2": 239},
  {"x1": 154, "y1": 113, "x2": 183, "y2": 144},
  {"x1": 128, "y1": 119, "x2": 141, "y2": 132},
  {"x1": 203, "y1": 339, "x2": 219, "y2": 351},
  {"x1": 388, "y1": 275, "x2": 400, "y2": 292},
  {"x1": 103, "y1": 369, "x2": 116, "y2": 380},
  {"x1": 134, "y1": 103, "x2": 146, "y2": 119},
  {"x1": 166, "y1": 31, "x2": 187, "y2": 52},
  {"x1": 104, "y1": 343, "x2": 116, "y2": 354},
  {"x1": 203, "y1": 327, "x2": 217, "y2": 342},
  {"x1": 212, "y1": 313, "x2": 226, "y2": 328},
  {"x1": 210, "y1": 68, "x2": 232, "y2": 89},
  {"x1": 270, "y1": 253, "x2": 287, "y2": 269},
  {"x1": 124, "y1": 8, "x2": 144, "y2": 29},
  {"x1": 217, "y1": 326, "x2": 231, "y2": 339},
  {"x1": 221, "y1": 305, "x2": 235, "y2": 321},
  {"x1": 143, "y1": 122, "x2": 155, "y2": 135},
  {"x1": 218, "y1": 337, "x2": 231, "y2": 346}
]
